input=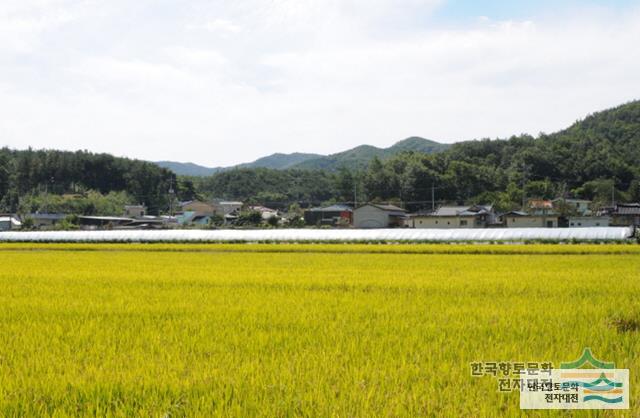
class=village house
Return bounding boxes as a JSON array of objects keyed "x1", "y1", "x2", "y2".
[
  {"x1": 304, "y1": 205, "x2": 353, "y2": 226},
  {"x1": 179, "y1": 201, "x2": 215, "y2": 216},
  {"x1": 123, "y1": 204, "x2": 146, "y2": 218},
  {"x1": 0, "y1": 215, "x2": 21, "y2": 231},
  {"x1": 408, "y1": 205, "x2": 496, "y2": 229},
  {"x1": 120, "y1": 217, "x2": 167, "y2": 229},
  {"x1": 502, "y1": 211, "x2": 559, "y2": 228},
  {"x1": 176, "y1": 211, "x2": 200, "y2": 225},
  {"x1": 527, "y1": 199, "x2": 555, "y2": 216},
  {"x1": 249, "y1": 205, "x2": 279, "y2": 221},
  {"x1": 552, "y1": 198, "x2": 592, "y2": 216},
  {"x1": 28, "y1": 213, "x2": 67, "y2": 229},
  {"x1": 604, "y1": 203, "x2": 640, "y2": 227},
  {"x1": 567, "y1": 216, "x2": 610, "y2": 227},
  {"x1": 176, "y1": 201, "x2": 218, "y2": 226},
  {"x1": 176, "y1": 211, "x2": 213, "y2": 226},
  {"x1": 353, "y1": 204, "x2": 407, "y2": 228},
  {"x1": 212, "y1": 200, "x2": 243, "y2": 217},
  {"x1": 78, "y1": 215, "x2": 135, "y2": 229}
]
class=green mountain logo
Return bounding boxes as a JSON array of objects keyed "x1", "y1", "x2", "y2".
[{"x1": 560, "y1": 347, "x2": 615, "y2": 369}]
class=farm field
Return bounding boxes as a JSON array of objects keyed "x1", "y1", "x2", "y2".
[{"x1": 1, "y1": 243, "x2": 639, "y2": 417}]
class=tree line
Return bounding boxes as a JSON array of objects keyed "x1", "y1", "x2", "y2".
[
  {"x1": 1, "y1": 101, "x2": 639, "y2": 215},
  {"x1": 0, "y1": 148, "x2": 197, "y2": 215},
  {"x1": 190, "y1": 101, "x2": 640, "y2": 212}
]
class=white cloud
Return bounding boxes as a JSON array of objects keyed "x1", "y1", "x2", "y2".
[
  {"x1": 189, "y1": 18, "x2": 242, "y2": 34},
  {"x1": 0, "y1": 1, "x2": 639, "y2": 166}
]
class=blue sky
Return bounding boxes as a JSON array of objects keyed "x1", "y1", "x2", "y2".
[
  {"x1": 436, "y1": 0, "x2": 637, "y2": 20},
  {"x1": 0, "y1": 0, "x2": 639, "y2": 166}
]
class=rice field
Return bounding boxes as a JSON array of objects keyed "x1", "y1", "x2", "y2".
[{"x1": 0, "y1": 243, "x2": 639, "y2": 417}]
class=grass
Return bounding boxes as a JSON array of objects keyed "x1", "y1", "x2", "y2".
[{"x1": 0, "y1": 243, "x2": 638, "y2": 417}]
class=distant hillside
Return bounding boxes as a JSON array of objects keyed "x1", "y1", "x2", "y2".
[
  {"x1": 293, "y1": 137, "x2": 450, "y2": 170},
  {"x1": 235, "y1": 152, "x2": 322, "y2": 170},
  {"x1": 156, "y1": 137, "x2": 448, "y2": 175},
  {"x1": 155, "y1": 161, "x2": 221, "y2": 177},
  {"x1": 4, "y1": 101, "x2": 639, "y2": 215},
  {"x1": 192, "y1": 100, "x2": 640, "y2": 209},
  {"x1": 156, "y1": 152, "x2": 321, "y2": 176}
]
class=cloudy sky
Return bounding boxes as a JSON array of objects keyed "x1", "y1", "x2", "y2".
[{"x1": 1, "y1": 0, "x2": 639, "y2": 166}]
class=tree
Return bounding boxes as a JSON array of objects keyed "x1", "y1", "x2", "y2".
[
  {"x1": 525, "y1": 180, "x2": 555, "y2": 200},
  {"x1": 207, "y1": 214, "x2": 224, "y2": 228},
  {"x1": 628, "y1": 179, "x2": 640, "y2": 202},
  {"x1": 335, "y1": 166, "x2": 355, "y2": 203},
  {"x1": 236, "y1": 210, "x2": 263, "y2": 226},
  {"x1": 177, "y1": 177, "x2": 199, "y2": 202},
  {"x1": 573, "y1": 179, "x2": 617, "y2": 207},
  {"x1": 266, "y1": 215, "x2": 279, "y2": 227}
]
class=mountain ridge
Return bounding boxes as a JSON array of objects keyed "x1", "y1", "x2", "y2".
[{"x1": 155, "y1": 137, "x2": 450, "y2": 176}]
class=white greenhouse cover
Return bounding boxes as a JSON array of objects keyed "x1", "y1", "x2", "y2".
[{"x1": 0, "y1": 227, "x2": 634, "y2": 242}]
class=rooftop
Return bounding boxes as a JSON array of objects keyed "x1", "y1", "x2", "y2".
[
  {"x1": 0, "y1": 216, "x2": 21, "y2": 226},
  {"x1": 180, "y1": 200, "x2": 212, "y2": 207},
  {"x1": 29, "y1": 213, "x2": 66, "y2": 220},
  {"x1": 79, "y1": 216, "x2": 134, "y2": 222},
  {"x1": 416, "y1": 205, "x2": 493, "y2": 217},
  {"x1": 367, "y1": 204, "x2": 406, "y2": 212},
  {"x1": 308, "y1": 204, "x2": 353, "y2": 212},
  {"x1": 553, "y1": 198, "x2": 591, "y2": 203},
  {"x1": 528, "y1": 200, "x2": 554, "y2": 209},
  {"x1": 501, "y1": 211, "x2": 529, "y2": 216},
  {"x1": 614, "y1": 203, "x2": 640, "y2": 215},
  {"x1": 249, "y1": 205, "x2": 278, "y2": 213}
]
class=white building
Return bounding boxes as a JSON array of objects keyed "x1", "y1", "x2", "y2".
[
  {"x1": 212, "y1": 200, "x2": 243, "y2": 217},
  {"x1": 553, "y1": 198, "x2": 592, "y2": 215},
  {"x1": 567, "y1": 216, "x2": 610, "y2": 227},
  {"x1": 0, "y1": 216, "x2": 21, "y2": 231},
  {"x1": 124, "y1": 205, "x2": 146, "y2": 218},
  {"x1": 409, "y1": 205, "x2": 496, "y2": 229},
  {"x1": 249, "y1": 205, "x2": 279, "y2": 220}
]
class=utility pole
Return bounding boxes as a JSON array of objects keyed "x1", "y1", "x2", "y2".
[
  {"x1": 168, "y1": 177, "x2": 175, "y2": 216},
  {"x1": 611, "y1": 177, "x2": 616, "y2": 207},
  {"x1": 521, "y1": 162, "x2": 528, "y2": 211},
  {"x1": 353, "y1": 182, "x2": 357, "y2": 208},
  {"x1": 431, "y1": 183, "x2": 435, "y2": 212},
  {"x1": 43, "y1": 176, "x2": 54, "y2": 214},
  {"x1": 43, "y1": 183, "x2": 48, "y2": 214}
]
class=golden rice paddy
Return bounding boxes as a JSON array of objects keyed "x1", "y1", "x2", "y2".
[{"x1": 0, "y1": 243, "x2": 638, "y2": 417}]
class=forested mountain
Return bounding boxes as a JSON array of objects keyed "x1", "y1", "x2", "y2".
[
  {"x1": 195, "y1": 168, "x2": 336, "y2": 209},
  {"x1": 155, "y1": 161, "x2": 221, "y2": 177},
  {"x1": 2, "y1": 101, "x2": 639, "y2": 215},
  {"x1": 155, "y1": 137, "x2": 448, "y2": 175},
  {"x1": 193, "y1": 101, "x2": 640, "y2": 211},
  {"x1": 0, "y1": 149, "x2": 194, "y2": 215},
  {"x1": 236, "y1": 153, "x2": 322, "y2": 170},
  {"x1": 293, "y1": 137, "x2": 450, "y2": 170}
]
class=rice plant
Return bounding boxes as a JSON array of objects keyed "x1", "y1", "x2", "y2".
[{"x1": 0, "y1": 244, "x2": 638, "y2": 416}]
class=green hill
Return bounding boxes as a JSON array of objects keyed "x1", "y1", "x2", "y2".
[
  {"x1": 293, "y1": 137, "x2": 450, "y2": 170},
  {"x1": 156, "y1": 137, "x2": 448, "y2": 175},
  {"x1": 235, "y1": 153, "x2": 322, "y2": 170},
  {"x1": 194, "y1": 100, "x2": 640, "y2": 208},
  {"x1": 155, "y1": 161, "x2": 222, "y2": 177}
]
